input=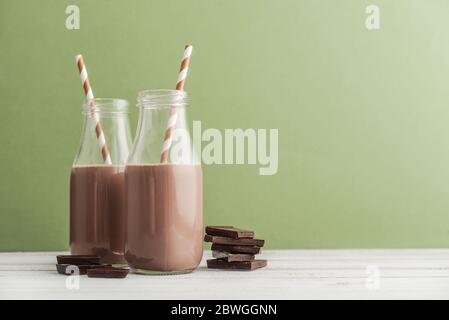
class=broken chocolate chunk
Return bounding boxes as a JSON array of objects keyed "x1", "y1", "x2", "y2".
[
  {"x1": 56, "y1": 264, "x2": 111, "y2": 275},
  {"x1": 207, "y1": 259, "x2": 267, "y2": 270},
  {"x1": 205, "y1": 226, "x2": 254, "y2": 239},
  {"x1": 86, "y1": 267, "x2": 129, "y2": 278},
  {"x1": 56, "y1": 255, "x2": 100, "y2": 266},
  {"x1": 211, "y1": 244, "x2": 261, "y2": 254},
  {"x1": 212, "y1": 251, "x2": 255, "y2": 262},
  {"x1": 204, "y1": 234, "x2": 264, "y2": 247}
]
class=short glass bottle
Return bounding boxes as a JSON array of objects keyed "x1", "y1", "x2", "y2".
[
  {"x1": 70, "y1": 98, "x2": 132, "y2": 265},
  {"x1": 125, "y1": 90, "x2": 203, "y2": 274}
]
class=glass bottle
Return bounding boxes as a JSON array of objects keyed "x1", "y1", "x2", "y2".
[
  {"x1": 125, "y1": 90, "x2": 203, "y2": 274},
  {"x1": 70, "y1": 98, "x2": 132, "y2": 265}
]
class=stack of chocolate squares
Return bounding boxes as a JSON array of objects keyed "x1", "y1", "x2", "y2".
[{"x1": 205, "y1": 226, "x2": 267, "y2": 270}]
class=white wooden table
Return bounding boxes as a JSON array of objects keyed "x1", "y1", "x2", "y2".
[{"x1": 1, "y1": 250, "x2": 449, "y2": 299}]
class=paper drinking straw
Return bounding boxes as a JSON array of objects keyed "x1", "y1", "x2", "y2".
[
  {"x1": 160, "y1": 45, "x2": 193, "y2": 163},
  {"x1": 75, "y1": 54, "x2": 112, "y2": 164}
]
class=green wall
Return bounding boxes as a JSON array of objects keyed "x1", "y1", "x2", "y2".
[{"x1": 1, "y1": 0, "x2": 449, "y2": 250}]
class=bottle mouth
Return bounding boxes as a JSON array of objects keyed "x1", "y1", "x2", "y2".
[
  {"x1": 137, "y1": 89, "x2": 188, "y2": 109},
  {"x1": 82, "y1": 98, "x2": 129, "y2": 115}
]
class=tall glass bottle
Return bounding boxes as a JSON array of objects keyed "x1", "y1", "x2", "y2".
[
  {"x1": 70, "y1": 98, "x2": 132, "y2": 264},
  {"x1": 125, "y1": 90, "x2": 203, "y2": 274}
]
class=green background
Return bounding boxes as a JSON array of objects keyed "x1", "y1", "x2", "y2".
[{"x1": 1, "y1": 0, "x2": 449, "y2": 250}]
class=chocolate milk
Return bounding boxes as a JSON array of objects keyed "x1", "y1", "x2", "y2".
[
  {"x1": 125, "y1": 164, "x2": 203, "y2": 273},
  {"x1": 70, "y1": 165, "x2": 126, "y2": 264}
]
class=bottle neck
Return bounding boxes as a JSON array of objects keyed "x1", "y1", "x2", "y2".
[
  {"x1": 129, "y1": 90, "x2": 196, "y2": 164},
  {"x1": 74, "y1": 99, "x2": 132, "y2": 166}
]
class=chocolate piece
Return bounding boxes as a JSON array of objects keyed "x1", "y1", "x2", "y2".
[
  {"x1": 212, "y1": 251, "x2": 255, "y2": 262},
  {"x1": 207, "y1": 259, "x2": 267, "y2": 270},
  {"x1": 56, "y1": 264, "x2": 111, "y2": 275},
  {"x1": 206, "y1": 226, "x2": 254, "y2": 239},
  {"x1": 211, "y1": 244, "x2": 261, "y2": 254},
  {"x1": 87, "y1": 267, "x2": 129, "y2": 278},
  {"x1": 204, "y1": 234, "x2": 264, "y2": 247},
  {"x1": 56, "y1": 255, "x2": 100, "y2": 266}
]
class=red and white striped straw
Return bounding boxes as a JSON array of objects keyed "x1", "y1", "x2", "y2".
[
  {"x1": 160, "y1": 45, "x2": 193, "y2": 163},
  {"x1": 75, "y1": 54, "x2": 112, "y2": 164}
]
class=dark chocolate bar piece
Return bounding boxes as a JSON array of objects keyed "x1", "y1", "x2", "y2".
[
  {"x1": 56, "y1": 264, "x2": 111, "y2": 275},
  {"x1": 56, "y1": 255, "x2": 100, "y2": 265},
  {"x1": 205, "y1": 234, "x2": 264, "y2": 247},
  {"x1": 211, "y1": 244, "x2": 261, "y2": 254},
  {"x1": 207, "y1": 259, "x2": 267, "y2": 270},
  {"x1": 87, "y1": 267, "x2": 129, "y2": 278},
  {"x1": 212, "y1": 251, "x2": 255, "y2": 262},
  {"x1": 206, "y1": 226, "x2": 254, "y2": 239}
]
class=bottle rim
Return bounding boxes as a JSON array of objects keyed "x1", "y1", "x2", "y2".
[
  {"x1": 82, "y1": 98, "x2": 130, "y2": 115},
  {"x1": 137, "y1": 89, "x2": 188, "y2": 109}
]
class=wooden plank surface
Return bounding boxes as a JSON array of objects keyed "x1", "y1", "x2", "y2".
[{"x1": 1, "y1": 250, "x2": 449, "y2": 299}]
